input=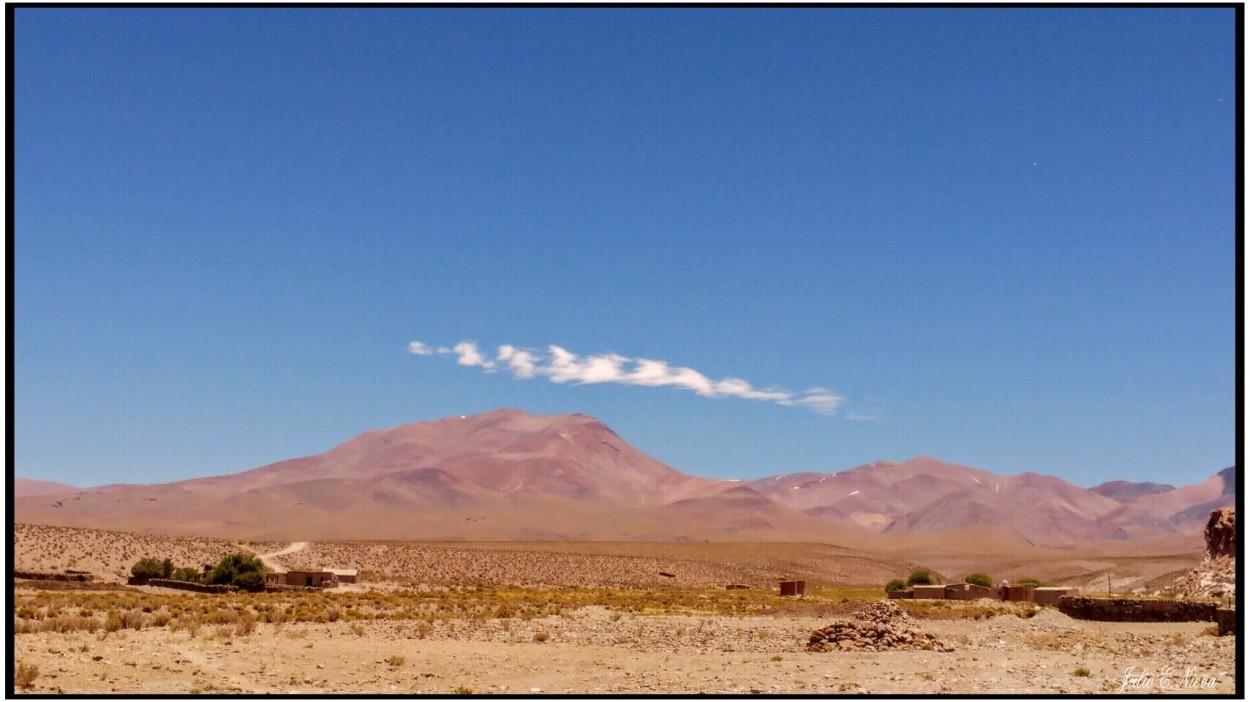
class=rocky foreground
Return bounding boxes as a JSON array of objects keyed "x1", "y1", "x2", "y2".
[{"x1": 12, "y1": 604, "x2": 1236, "y2": 695}]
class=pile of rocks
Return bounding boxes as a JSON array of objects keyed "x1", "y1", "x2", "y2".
[
  {"x1": 807, "y1": 601, "x2": 952, "y2": 653},
  {"x1": 1168, "y1": 555, "x2": 1236, "y2": 599}
]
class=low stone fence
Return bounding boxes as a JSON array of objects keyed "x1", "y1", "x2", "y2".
[
  {"x1": 1215, "y1": 608, "x2": 1236, "y2": 636},
  {"x1": 127, "y1": 577, "x2": 240, "y2": 594},
  {"x1": 1057, "y1": 596, "x2": 1218, "y2": 623},
  {"x1": 14, "y1": 571, "x2": 93, "y2": 582},
  {"x1": 263, "y1": 584, "x2": 325, "y2": 593}
]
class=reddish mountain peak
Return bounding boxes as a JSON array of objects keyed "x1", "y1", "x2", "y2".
[{"x1": 158, "y1": 409, "x2": 714, "y2": 507}]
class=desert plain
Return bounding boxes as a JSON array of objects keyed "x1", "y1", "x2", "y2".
[{"x1": 10, "y1": 523, "x2": 1237, "y2": 695}]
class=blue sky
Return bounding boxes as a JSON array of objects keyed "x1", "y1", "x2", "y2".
[{"x1": 15, "y1": 8, "x2": 1237, "y2": 490}]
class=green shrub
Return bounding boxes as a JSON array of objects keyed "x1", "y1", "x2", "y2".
[
  {"x1": 884, "y1": 579, "x2": 907, "y2": 593},
  {"x1": 964, "y1": 573, "x2": 993, "y2": 588},
  {"x1": 907, "y1": 569, "x2": 939, "y2": 586},
  {"x1": 131, "y1": 558, "x2": 171, "y2": 579},
  {"x1": 207, "y1": 553, "x2": 267, "y2": 591},
  {"x1": 1017, "y1": 578, "x2": 1046, "y2": 587},
  {"x1": 233, "y1": 571, "x2": 265, "y2": 592},
  {"x1": 172, "y1": 567, "x2": 202, "y2": 583}
]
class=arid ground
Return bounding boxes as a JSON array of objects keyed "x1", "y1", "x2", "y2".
[{"x1": 11, "y1": 524, "x2": 1236, "y2": 695}]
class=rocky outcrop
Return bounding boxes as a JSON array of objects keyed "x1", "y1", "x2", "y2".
[
  {"x1": 1166, "y1": 508, "x2": 1236, "y2": 599},
  {"x1": 1167, "y1": 556, "x2": 1236, "y2": 600},
  {"x1": 807, "y1": 601, "x2": 951, "y2": 652},
  {"x1": 1205, "y1": 508, "x2": 1236, "y2": 558}
]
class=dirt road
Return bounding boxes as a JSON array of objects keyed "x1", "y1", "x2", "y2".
[{"x1": 256, "y1": 542, "x2": 308, "y2": 573}]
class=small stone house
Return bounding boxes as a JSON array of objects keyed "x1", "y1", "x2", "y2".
[
  {"x1": 1033, "y1": 586, "x2": 1079, "y2": 607},
  {"x1": 1004, "y1": 583, "x2": 1036, "y2": 602},
  {"x1": 264, "y1": 569, "x2": 340, "y2": 588},
  {"x1": 911, "y1": 584, "x2": 947, "y2": 600},
  {"x1": 326, "y1": 568, "x2": 358, "y2": 584},
  {"x1": 943, "y1": 583, "x2": 995, "y2": 600}
]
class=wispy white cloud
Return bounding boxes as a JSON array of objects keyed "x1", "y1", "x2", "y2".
[
  {"x1": 409, "y1": 339, "x2": 847, "y2": 415},
  {"x1": 496, "y1": 345, "x2": 539, "y2": 379},
  {"x1": 451, "y1": 341, "x2": 495, "y2": 370}
]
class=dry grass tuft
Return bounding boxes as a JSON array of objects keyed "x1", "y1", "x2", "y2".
[{"x1": 14, "y1": 661, "x2": 39, "y2": 689}]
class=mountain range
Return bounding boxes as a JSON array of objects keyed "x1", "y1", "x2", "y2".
[{"x1": 13, "y1": 409, "x2": 1234, "y2": 547}]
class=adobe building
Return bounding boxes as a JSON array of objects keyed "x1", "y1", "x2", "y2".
[
  {"x1": 778, "y1": 580, "x2": 807, "y2": 597},
  {"x1": 943, "y1": 582, "x2": 995, "y2": 600},
  {"x1": 326, "y1": 568, "x2": 358, "y2": 584},
  {"x1": 1004, "y1": 583, "x2": 1036, "y2": 602},
  {"x1": 264, "y1": 569, "x2": 340, "y2": 588},
  {"x1": 1033, "y1": 586, "x2": 1079, "y2": 607},
  {"x1": 911, "y1": 584, "x2": 947, "y2": 600}
]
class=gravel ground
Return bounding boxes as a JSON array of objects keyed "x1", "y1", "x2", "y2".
[{"x1": 12, "y1": 606, "x2": 1236, "y2": 695}]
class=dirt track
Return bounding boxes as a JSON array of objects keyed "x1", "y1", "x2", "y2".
[{"x1": 256, "y1": 542, "x2": 308, "y2": 573}]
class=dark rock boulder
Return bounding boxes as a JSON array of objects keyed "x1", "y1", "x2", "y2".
[{"x1": 1205, "y1": 508, "x2": 1236, "y2": 558}]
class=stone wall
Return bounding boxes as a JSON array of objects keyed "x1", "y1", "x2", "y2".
[
  {"x1": 263, "y1": 583, "x2": 325, "y2": 593},
  {"x1": 14, "y1": 571, "x2": 93, "y2": 582},
  {"x1": 1057, "y1": 596, "x2": 1218, "y2": 623},
  {"x1": 1215, "y1": 608, "x2": 1236, "y2": 636},
  {"x1": 127, "y1": 577, "x2": 240, "y2": 594}
]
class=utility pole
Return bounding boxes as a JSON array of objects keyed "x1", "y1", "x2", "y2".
[{"x1": 1106, "y1": 572, "x2": 1111, "y2": 597}]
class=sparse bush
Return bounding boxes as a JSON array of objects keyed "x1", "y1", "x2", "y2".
[
  {"x1": 1073, "y1": 667, "x2": 1092, "y2": 677},
  {"x1": 964, "y1": 573, "x2": 993, "y2": 588},
  {"x1": 14, "y1": 661, "x2": 39, "y2": 689},
  {"x1": 884, "y1": 579, "x2": 907, "y2": 593},
  {"x1": 103, "y1": 611, "x2": 124, "y2": 633},
  {"x1": 1017, "y1": 578, "x2": 1046, "y2": 587},
  {"x1": 385, "y1": 655, "x2": 405, "y2": 667},
  {"x1": 907, "y1": 569, "x2": 939, "y2": 586},
  {"x1": 532, "y1": 631, "x2": 550, "y2": 643},
  {"x1": 121, "y1": 610, "x2": 146, "y2": 630},
  {"x1": 454, "y1": 685, "x2": 474, "y2": 695},
  {"x1": 234, "y1": 612, "x2": 257, "y2": 636}
]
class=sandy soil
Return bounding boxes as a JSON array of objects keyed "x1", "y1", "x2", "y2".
[
  {"x1": 11, "y1": 606, "x2": 1235, "y2": 695},
  {"x1": 14, "y1": 523, "x2": 1202, "y2": 592},
  {"x1": 11, "y1": 524, "x2": 1235, "y2": 695}
]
